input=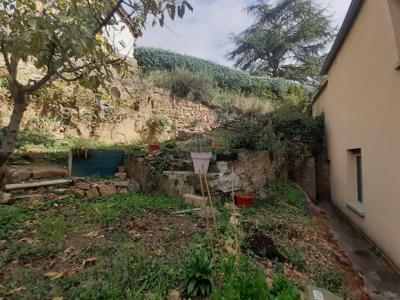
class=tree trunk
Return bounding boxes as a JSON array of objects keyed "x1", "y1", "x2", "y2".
[{"x1": 0, "y1": 86, "x2": 27, "y2": 177}]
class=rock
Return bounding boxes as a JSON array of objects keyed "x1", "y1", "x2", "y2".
[
  {"x1": 32, "y1": 166, "x2": 68, "y2": 180},
  {"x1": 224, "y1": 202, "x2": 236, "y2": 211},
  {"x1": 115, "y1": 181, "x2": 129, "y2": 187},
  {"x1": 183, "y1": 194, "x2": 207, "y2": 207},
  {"x1": 21, "y1": 152, "x2": 37, "y2": 162},
  {"x1": 0, "y1": 193, "x2": 12, "y2": 204},
  {"x1": 167, "y1": 289, "x2": 181, "y2": 300},
  {"x1": 117, "y1": 188, "x2": 128, "y2": 194},
  {"x1": 72, "y1": 177, "x2": 86, "y2": 183},
  {"x1": 115, "y1": 172, "x2": 127, "y2": 180},
  {"x1": 98, "y1": 184, "x2": 116, "y2": 197},
  {"x1": 52, "y1": 188, "x2": 69, "y2": 195},
  {"x1": 216, "y1": 161, "x2": 229, "y2": 173},
  {"x1": 74, "y1": 182, "x2": 91, "y2": 190},
  {"x1": 256, "y1": 189, "x2": 268, "y2": 201},
  {"x1": 13, "y1": 194, "x2": 46, "y2": 203},
  {"x1": 4, "y1": 168, "x2": 32, "y2": 184},
  {"x1": 127, "y1": 180, "x2": 140, "y2": 193},
  {"x1": 197, "y1": 207, "x2": 219, "y2": 219},
  {"x1": 85, "y1": 188, "x2": 99, "y2": 199},
  {"x1": 71, "y1": 188, "x2": 85, "y2": 197}
]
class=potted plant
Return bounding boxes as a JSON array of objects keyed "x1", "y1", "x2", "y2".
[
  {"x1": 191, "y1": 136, "x2": 212, "y2": 175},
  {"x1": 146, "y1": 116, "x2": 169, "y2": 152},
  {"x1": 234, "y1": 191, "x2": 254, "y2": 208}
]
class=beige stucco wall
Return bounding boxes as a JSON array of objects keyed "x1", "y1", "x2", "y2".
[{"x1": 312, "y1": 0, "x2": 400, "y2": 269}]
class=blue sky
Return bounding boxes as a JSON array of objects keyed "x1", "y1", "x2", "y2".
[{"x1": 136, "y1": 0, "x2": 352, "y2": 66}]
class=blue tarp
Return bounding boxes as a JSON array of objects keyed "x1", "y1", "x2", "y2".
[{"x1": 70, "y1": 150, "x2": 125, "y2": 178}]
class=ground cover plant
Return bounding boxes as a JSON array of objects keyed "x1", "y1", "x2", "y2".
[{"x1": 0, "y1": 179, "x2": 367, "y2": 299}]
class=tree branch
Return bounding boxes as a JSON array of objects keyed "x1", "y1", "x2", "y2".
[
  {"x1": 22, "y1": 68, "x2": 56, "y2": 93},
  {"x1": 94, "y1": 0, "x2": 124, "y2": 34}
]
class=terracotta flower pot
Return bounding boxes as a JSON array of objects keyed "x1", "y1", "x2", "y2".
[
  {"x1": 148, "y1": 144, "x2": 161, "y2": 152},
  {"x1": 117, "y1": 166, "x2": 125, "y2": 173},
  {"x1": 191, "y1": 152, "x2": 212, "y2": 175},
  {"x1": 234, "y1": 194, "x2": 254, "y2": 208}
]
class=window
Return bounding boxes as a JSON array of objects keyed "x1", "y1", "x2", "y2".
[
  {"x1": 353, "y1": 149, "x2": 363, "y2": 203},
  {"x1": 347, "y1": 148, "x2": 364, "y2": 217}
]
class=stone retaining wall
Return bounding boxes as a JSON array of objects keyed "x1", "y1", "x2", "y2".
[{"x1": 125, "y1": 149, "x2": 284, "y2": 199}]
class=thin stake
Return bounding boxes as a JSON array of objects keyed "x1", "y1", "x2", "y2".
[
  {"x1": 203, "y1": 166, "x2": 220, "y2": 241},
  {"x1": 199, "y1": 171, "x2": 213, "y2": 248},
  {"x1": 231, "y1": 167, "x2": 240, "y2": 262}
]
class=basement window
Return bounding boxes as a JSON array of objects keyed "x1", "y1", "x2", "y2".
[{"x1": 346, "y1": 149, "x2": 365, "y2": 217}]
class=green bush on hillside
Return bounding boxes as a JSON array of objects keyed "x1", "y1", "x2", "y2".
[
  {"x1": 134, "y1": 47, "x2": 312, "y2": 98},
  {"x1": 0, "y1": 129, "x2": 56, "y2": 150},
  {"x1": 153, "y1": 69, "x2": 215, "y2": 103}
]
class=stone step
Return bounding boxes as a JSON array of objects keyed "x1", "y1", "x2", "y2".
[
  {"x1": 183, "y1": 193, "x2": 209, "y2": 207},
  {"x1": 5, "y1": 179, "x2": 73, "y2": 191}
]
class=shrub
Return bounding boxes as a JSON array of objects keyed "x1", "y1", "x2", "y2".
[
  {"x1": 270, "y1": 274, "x2": 301, "y2": 299},
  {"x1": 154, "y1": 69, "x2": 215, "y2": 103},
  {"x1": 126, "y1": 144, "x2": 148, "y2": 157},
  {"x1": 212, "y1": 257, "x2": 300, "y2": 300},
  {"x1": 135, "y1": 47, "x2": 312, "y2": 99},
  {"x1": 0, "y1": 75, "x2": 8, "y2": 88},
  {"x1": 0, "y1": 129, "x2": 56, "y2": 150},
  {"x1": 212, "y1": 257, "x2": 269, "y2": 300},
  {"x1": 161, "y1": 139, "x2": 177, "y2": 150},
  {"x1": 185, "y1": 249, "x2": 214, "y2": 298},
  {"x1": 266, "y1": 181, "x2": 305, "y2": 209},
  {"x1": 146, "y1": 116, "x2": 170, "y2": 133},
  {"x1": 228, "y1": 117, "x2": 265, "y2": 150}
]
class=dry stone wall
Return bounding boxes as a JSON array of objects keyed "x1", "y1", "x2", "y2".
[
  {"x1": 125, "y1": 149, "x2": 284, "y2": 199},
  {"x1": 0, "y1": 58, "x2": 218, "y2": 145}
]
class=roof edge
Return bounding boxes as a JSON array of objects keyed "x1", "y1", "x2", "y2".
[
  {"x1": 311, "y1": 80, "x2": 328, "y2": 105},
  {"x1": 321, "y1": 0, "x2": 365, "y2": 75}
]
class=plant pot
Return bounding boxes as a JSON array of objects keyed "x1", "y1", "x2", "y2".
[
  {"x1": 148, "y1": 144, "x2": 161, "y2": 152},
  {"x1": 234, "y1": 194, "x2": 254, "y2": 208},
  {"x1": 117, "y1": 165, "x2": 125, "y2": 173},
  {"x1": 216, "y1": 152, "x2": 238, "y2": 162},
  {"x1": 191, "y1": 152, "x2": 212, "y2": 175}
]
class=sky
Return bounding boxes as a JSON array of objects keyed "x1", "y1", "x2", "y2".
[{"x1": 135, "y1": 0, "x2": 352, "y2": 67}]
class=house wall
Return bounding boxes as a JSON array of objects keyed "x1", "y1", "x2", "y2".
[{"x1": 312, "y1": 0, "x2": 400, "y2": 269}]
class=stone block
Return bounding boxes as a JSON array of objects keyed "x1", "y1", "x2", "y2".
[
  {"x1": 128, "y1": 180, "x2": 140, "y2": 193},
  {"x1": 115, "y1": 181, "x2": 129, "y2": 187},
  {"x1": 197, "y1": 207, "x2": 219, "y2": 219},
  {"x1": 115, "y1": 172, "x2": 127, "y2": 180},
  {"x1": 118, "y1": 188, "x2": 128, "y2": 194},
  {"x1": 13, "y1": 193, "x2": 46, "y2": 203},
  {"x1": 216, "y1": 161, "x2": 229, "y2": 173},
  {"x1": 0, "y1": 193, "x2": 12, "y2": 204},
  {"x1": 98, "y1": 184, "x2": 116, "y2": 197},
  {"x1": 75, "y1": 182, "x2": 91, "y2": 190},
  {"x1": 183, "y1": 194, "x2": 208, "y2": 207},
  {"x1": 5, "y1": 168, "x2": 32, "y2": 184},
  {"x1": 32, "y1": 166, "x2": 68, "y2": 180},
  {"x1": 71, "y1": 188, "x2": 85, "y2": 197},
  {"x1": 85, "y1": 187, "x2": 99, "y2": 199}
]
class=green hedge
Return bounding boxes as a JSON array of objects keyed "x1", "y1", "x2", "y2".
[{"x1": 134, "y1": 47, "x2": 312, "y2": 97}]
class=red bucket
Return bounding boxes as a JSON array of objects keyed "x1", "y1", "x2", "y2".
[
  {"x1": 234, "y1": 194, "x2": 254, "y2": 208},
  {"x1": 148, "y1": 144, "x2": 161, "y2": 152}
]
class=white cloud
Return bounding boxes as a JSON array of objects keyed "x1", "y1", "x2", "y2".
[{"x1": 135, "y1": 0, "x2": 352, "y2": 66}]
